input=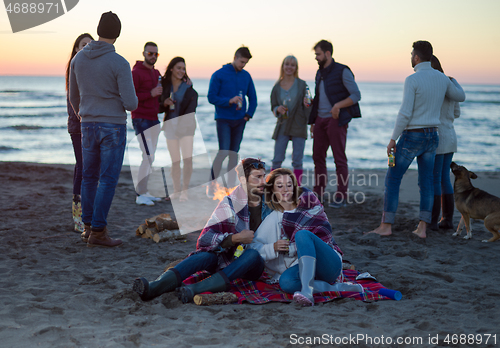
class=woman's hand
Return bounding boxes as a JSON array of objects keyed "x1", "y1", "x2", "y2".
[
  {"x1": 163, "y1": 98, "x2": 174, "y2": 107},
  {"x1": 277, "y1": 105, "x2": 287, "y2": 115},
  {"x1": 274, "y1": 239, "x2": 289, "y2": 253}
]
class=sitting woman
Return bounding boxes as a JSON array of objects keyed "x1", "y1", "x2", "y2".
[{"x1": 249, "y1": 168, "x2": 346, "y2": 306}]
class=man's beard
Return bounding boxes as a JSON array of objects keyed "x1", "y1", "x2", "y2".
[
  {"x1": 317, "y1": 58, "x2": 326, "y2": 69},
  {"x1": 146, "y1": 57, "x2": 156, "y2": 66}
]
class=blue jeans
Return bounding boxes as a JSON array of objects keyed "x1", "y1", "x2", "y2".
[
  {"x1": 81, "y1": 122, "x2": 126, "y2": 229},
  {"x1": 211, "y1": 118, "x2": 247, "y2": 184},
  {"x1": 272, "y1": 134, "x2": 306, "y2": 170},
  {"x1": 279, "y1": 230, "x2": 342, "y2": 294},
  {"x1": 70, "y1": 133, "x2": 83, "y2": 195},
  {"x1": 174, "y1": 249, "x2": 264, "y2": 282},
  {"x1": 433, "y1": 153, "x2": 454, "y2": 196},
  {"x1": 383, "y1": 130, "x2": 439, "y2": 224}
]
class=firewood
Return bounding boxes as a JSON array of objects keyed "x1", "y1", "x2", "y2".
[
  {"x1": 155, "y1": 218, "x2": 179, "y2": 231},
  {"x1": 193, "y1": 292, "x2": 238, "y2": 306},
  {"x1": 153, "y1": 230, "x2": 184, "y2": 243},
  {"x1": 136, "y1": 223, "x2": 147, "y2": 236},
  {"x1": 145, "y1": 214, "x2": 171, "y2": 227}
]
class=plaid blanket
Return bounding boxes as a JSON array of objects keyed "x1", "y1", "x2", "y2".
[{"x1": 183, "y1": 270, "x2": 394, "y2": 304}]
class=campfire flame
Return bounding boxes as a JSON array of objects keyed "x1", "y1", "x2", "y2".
[{"x1": 207, "y1": 181, "x2": 237, "y2": 201}]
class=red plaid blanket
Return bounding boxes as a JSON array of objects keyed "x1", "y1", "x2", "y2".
[{"x1": 183, "y1": 270, "x2": 395, "y2": 304}]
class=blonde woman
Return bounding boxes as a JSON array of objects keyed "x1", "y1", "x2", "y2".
[{"x1": 270, "y1": 56, "x2": 311, "y2": 185}]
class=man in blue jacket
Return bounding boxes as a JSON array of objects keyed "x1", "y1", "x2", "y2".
[{"x1": 207, "y1": 46, "x2": 258, "y2": 187}]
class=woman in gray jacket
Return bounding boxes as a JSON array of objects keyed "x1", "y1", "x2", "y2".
[
  {"x1": 270, "y1": 56, "x2": 311, "y2": 185},
  {"x1": 430, "y1": 55, "x2": 462, "y2": 230}
]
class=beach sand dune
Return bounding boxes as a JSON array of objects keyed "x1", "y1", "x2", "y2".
[{"x1": 1, "y1": 162, "x2": 499, "y2": 348}]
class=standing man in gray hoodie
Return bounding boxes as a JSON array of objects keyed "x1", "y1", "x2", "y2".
[{"x1": 70, "y1": 11, "x2": 138, "y2": 247}]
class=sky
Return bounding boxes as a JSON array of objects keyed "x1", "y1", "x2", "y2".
[{"x1": 0, "y1": 0, "x2": 499, "y2": 84}]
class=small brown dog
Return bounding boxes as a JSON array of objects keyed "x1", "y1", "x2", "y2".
[{"x1": 450, "y1": 162, "x2": 500, "y2": 242}]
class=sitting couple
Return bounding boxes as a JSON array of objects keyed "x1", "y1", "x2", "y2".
[{"x1": 133, "y1": 158, "x2": 345, "y2": 306}]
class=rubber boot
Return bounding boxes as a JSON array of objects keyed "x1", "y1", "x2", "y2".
[
  {"x1": 72, "y1": 194, "x2": 84, "y2": 233},
  {"x1": 87, "y1": 228, "x2": 122, "y2": 247},
  {"x1": 312, "y1": 280, "x2": 364, "y2": 294},
  {"x1": 178, "y1": 271, "x2": 229, "y2": 304},
  {"x1": 293, "y1": 256, "x2": 316, "y2": 306},
  {"x1": 429, "y1": 195, "x2": 441, "y2": 231},
  {"x1": 439, "y1": 193, "x2": 455, "y2": 230},
  {"x1": 293, "y1": 169, "x2": 304, "y2": 187},
  {"x1": 133, "y1": 269, "x2": 181, "y2": 301}
]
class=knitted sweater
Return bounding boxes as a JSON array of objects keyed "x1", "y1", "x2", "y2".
[{"x1": 391, "y1": 62, "x2": 465, "y2": 141}]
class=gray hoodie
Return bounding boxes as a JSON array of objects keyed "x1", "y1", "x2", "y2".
[{"x1": 69, "y1": 40, "x2": 138, "y2": 124}]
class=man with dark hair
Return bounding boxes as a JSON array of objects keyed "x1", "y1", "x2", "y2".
[
  {"x1": 131, "y1": 42, "x2": 163, "y2": 206},
  {"x1": 70, "y1": 12, "x2": 138, "y2": 247},
  {"x1": 207, "y1": 46, "x2": 258, "y2": 187},
  {"x1": 133, "y1": 158, "x2": 271, "y2": 303},
  {"x1": 309, "y1": 39, "x2": 361, "y2": 208},
  {"x1": 366, "y1": 40, "x2": 465, "y2": 238}
]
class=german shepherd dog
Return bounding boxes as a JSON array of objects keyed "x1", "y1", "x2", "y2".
[{"x1": 450, "y1": 162, "x2": 500, "y2": 242}]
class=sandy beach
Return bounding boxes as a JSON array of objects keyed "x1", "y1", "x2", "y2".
[{"x1": 1, "y1": 161, "x2": 499, "y2": 348}]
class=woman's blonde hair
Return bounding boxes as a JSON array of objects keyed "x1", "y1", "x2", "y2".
[
  {"x1": 264, "y1": 168, "x2": 302, "y2": 212},
  {"x1": 278, "y1": 55, "x2": 299, "y2": 81}
]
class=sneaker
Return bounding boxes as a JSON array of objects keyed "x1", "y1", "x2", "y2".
[
  {"x1": 142, "y1": 192, "x2": 161, "y2": 202},
  {"x1": 136, "y1": 195, "x2": 155, "y2": 206},
  {"x1": 328, "y1": 201, "x2": 346, "y2": 209}
]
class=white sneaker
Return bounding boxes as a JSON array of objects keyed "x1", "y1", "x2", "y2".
[
  {"x1": 142, "y1": 192, "x2": 162, "y2": 202},
  {"x1": 136, "y1": 195, "x2": 155, "y2": 206}
]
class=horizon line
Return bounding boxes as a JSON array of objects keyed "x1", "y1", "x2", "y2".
[{"x1": 1, "y1": 74, "x2": 499, "y2": 86}]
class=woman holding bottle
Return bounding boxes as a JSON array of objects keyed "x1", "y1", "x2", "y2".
[
  {"x1": 270, "y1": 55, "x2": 311, "y2": 186},
  {"x1": 249, "y1": 168, "x2": 350, "y2": 306},
  {"x1": 160, "y1": 57, "x2": 198, "y2": 201},
  {"x1": 65, "y1": 33, "x2": 93, "y2": 234}
]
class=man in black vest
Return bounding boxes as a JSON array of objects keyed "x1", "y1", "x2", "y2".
[{"x1": 309, "y1": 40, "x2": 361, "y2": 208}]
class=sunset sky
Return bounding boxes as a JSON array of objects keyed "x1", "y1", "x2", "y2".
[{"x1": 0, "y1": 0, "x2": 499, "y2": 84}]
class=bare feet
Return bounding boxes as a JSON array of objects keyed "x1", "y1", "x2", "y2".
[
  {"x1": 179, "y1": 191, "x2": 189, "y2": 202},
  {"x1": 364, "y1": 223, "x2": 392, "y2": 236},
  {"x1": 412, "y1": 221, "x2": 427, "y2": 238}
]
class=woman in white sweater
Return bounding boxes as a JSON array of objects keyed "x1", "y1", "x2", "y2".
[
  {"x1": 249, "y1": 168, "x2": 360, "y2": 306},
  {"x1": 430, "y1": 55, "x2": 461, "y2": 230}
]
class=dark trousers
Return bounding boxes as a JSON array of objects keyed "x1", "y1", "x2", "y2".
[
  {"x1": 70, "y1": 133, "x2": 83, "y2": 195},
  {"x1": 312, "y1": 117, "x2": 348, "y2": 200}
]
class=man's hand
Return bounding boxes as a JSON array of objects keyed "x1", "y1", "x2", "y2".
[
  {"x1": 310, "y1": 124, "x2": 314, "y2": 139},
  {"x1": 232, "y1": 229, "x2": 254, "y2": 244},
  {"x1": 274, "y1": 239, "x2": 289, "y2": 253},
  {"x1": 387, "y1": 139, "x2": 396, "y2": 156},
  {"x1": 244, "y1": 116, "x2": 250, "y2": 121},
  {"x1": 151, "y1": 85, "x2": 163, "y2": 98},
  {"x1": 330, "y1": 104, "x2": 340, "y2": 119},
  {"x1": 229, "y1": 96, "x2": 243, "y2": 105}
]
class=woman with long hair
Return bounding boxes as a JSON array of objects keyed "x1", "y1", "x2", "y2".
[
  {"x1": 65, "y1": 33, "x2": 93, "y2": 234},
  {"x1": 269, "y1": 56, "x2": 311, "y2": 185},
  {"x1": 160, "y1": 57, "x2": 198, "y2": 201},
  {"x1": 430, "y1": 55, "x2": 462, "y2": 230},
  {"x1": 249, "y1": 168, "x2": 349, "y2": 306}
]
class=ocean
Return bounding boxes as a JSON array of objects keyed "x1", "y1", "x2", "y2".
[{"x1": 0, "y1": 75, "x2": 499, "y2": 172}]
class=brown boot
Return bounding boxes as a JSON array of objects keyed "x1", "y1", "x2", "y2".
[
  {"x1": 81, "y1": 224, "x2": 92, "y2": 242},
  {"x1": 87, "y1": 228, "x2": 122, "y2": 247}
]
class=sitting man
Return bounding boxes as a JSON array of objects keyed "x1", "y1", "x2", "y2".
[{"x1": 133, "y1": 158, "x2": 271, "y2": 303}]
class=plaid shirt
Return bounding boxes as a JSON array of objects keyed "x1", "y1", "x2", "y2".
[
  {"x1": 191, "y1": 185, "x2": 271, "y2": 271},
  {"x1": 282, "y1": 188, "x2": 342, "y2": 256}
]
